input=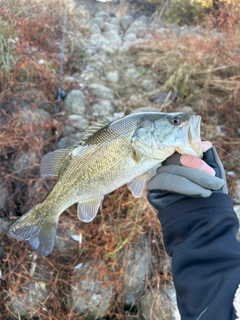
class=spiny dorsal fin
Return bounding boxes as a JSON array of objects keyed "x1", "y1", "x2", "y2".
[
  {"x1": 80, "y1": 118, "x2": 111, "y2": 144},
  {"x1": 40, "y1": 148, "x2": 71, "y2": 178}
]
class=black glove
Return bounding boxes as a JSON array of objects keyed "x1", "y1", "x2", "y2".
[{"x1": 147, "y1": 147, "x2": 227, "y2": 212}]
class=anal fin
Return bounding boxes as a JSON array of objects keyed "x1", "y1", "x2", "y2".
[
  {"x1": 127, "y1": 173, "x2": 147, "y2": 198},
  {"x1": 77, "y1": 197, "x2": 104, "y2": 223}
]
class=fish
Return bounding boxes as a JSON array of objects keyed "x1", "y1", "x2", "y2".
[{"x1": 8, "y1": 112, "x2": 202, "y2": 256}]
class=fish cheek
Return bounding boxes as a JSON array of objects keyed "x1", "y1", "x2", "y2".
[
  {"x1": 131, "y1": 127, "x2": 154, "y2": 157},
  {"x1": 154, "y1": 124, "x2": 188, "y2": 149}
]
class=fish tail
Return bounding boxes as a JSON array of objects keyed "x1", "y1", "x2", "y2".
[{"x1": 8, "y1": 204, "x2": 58, "y2": 256}]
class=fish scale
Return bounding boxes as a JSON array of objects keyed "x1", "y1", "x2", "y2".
[{"x1": 8, "y1": 112, "x2": 202, "y2": 255}]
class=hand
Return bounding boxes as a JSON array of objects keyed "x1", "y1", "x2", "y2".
[
  {"x1": 180, "y1": 141, "x2": 215, "y2": 175},
  {"x1": 147, "y1": 141, "x2": 227, "y2": 212}
]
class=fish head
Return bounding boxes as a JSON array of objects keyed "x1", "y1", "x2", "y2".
[{"x1": 131, "y1": 112, "x2": 202, "y2": 160}]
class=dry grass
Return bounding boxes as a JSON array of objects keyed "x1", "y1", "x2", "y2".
[{"x1": 129, "y1": 19, "x2": 240, "y2": 183}]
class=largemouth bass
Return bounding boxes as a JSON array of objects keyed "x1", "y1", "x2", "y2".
[{"x1": 8, "y1": 112, "x2": 202, "y2": 256}]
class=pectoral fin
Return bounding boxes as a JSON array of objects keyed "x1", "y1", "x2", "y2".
[
  {"x1": 77, "y1": 196, "x2": 104, "y2": 222},
  {"x1": 40, "y1": 149, "x2": 71, "y2": 177},
  {"x1": 127, "y1": 173, "x2": 147, "y2": 198}
]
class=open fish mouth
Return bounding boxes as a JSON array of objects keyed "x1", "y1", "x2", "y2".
[
  {"x1": 189, "y1": 139, "x2": 202, "y2": 157},
  {"x1": 174, "y1": 114, "x2": 202, "y2": 157},
  {"x1": 187, "y1": 115, "x2": 202, "y2": 157}
]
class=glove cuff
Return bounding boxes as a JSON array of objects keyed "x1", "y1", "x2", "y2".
[{"x1": 158, "y1": 193, "x2": 232, "y2": 231}]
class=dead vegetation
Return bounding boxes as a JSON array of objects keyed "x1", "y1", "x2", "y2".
[{"x1": 0, "y1": 0, "x2": 240, "y2": 319}]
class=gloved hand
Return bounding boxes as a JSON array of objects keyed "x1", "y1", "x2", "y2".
[{"x1": 147, "y1": 146, "x2": 227, "y2": 212}]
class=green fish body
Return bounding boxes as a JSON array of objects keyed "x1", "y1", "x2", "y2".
[{"x1": 8, "y1": 112, "x2": 202, "y2": 255}]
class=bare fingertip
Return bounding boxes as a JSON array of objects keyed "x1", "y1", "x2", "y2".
[
  {"x1": 201, "y1": 141, "x2": 213, "y2": 153},
  {"x1": 200, "y1": 163, "x2": 216, "y2": 176}
]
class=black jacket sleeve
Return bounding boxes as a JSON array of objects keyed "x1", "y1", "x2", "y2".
[{"x1": 158, "y1": 192, "x2": 240, "y2": 320}]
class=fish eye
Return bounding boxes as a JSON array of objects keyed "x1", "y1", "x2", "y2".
[{"x1": 171, "y1": 116, "x2": 181, "y2": 125}]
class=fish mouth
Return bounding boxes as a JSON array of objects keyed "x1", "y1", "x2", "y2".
[
  {"x1": 187, "y1": 115, "x2": 202, "y2": 157},
  {"x1": 175, "y1": 115, "x2": 203, "y2": 157},
  {"x1": 175, "y1": 139, "x2": 202, "y2": 157},
  {"x1": 188, "y1": 116, "x2": 203, "y2": 158},
  {"x1": 189, "y1": 139, "x2": 202, "y2": 157}
]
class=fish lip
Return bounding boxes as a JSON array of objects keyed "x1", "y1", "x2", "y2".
[
  {"x1": 175, "y1": 115, "x2": 202, "y2": 157},
  {"x1": 175, "y1": 139, "x2": 202, "y2": 158},
  {"x1": 189, "y1": 115, "x2": 202, "y2": 157},
  {"x1": 190, "y1": 139, "x2": 203, "y2": 157}
]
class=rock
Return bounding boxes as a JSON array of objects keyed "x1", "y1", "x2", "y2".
[
  {"x1": 62, "y1": 124, "x2": 77, "y2": 135},
  {"x1": 105, "y1": 70, "x2": 119, "y2": 83},
  {"x1": 137, "y1": 15, "x2": 148, "y2": 24},
  {"x1": 55, "y1": 220, "x2": 79, "y2": 255},
  {"x1": 0, "y1": 179, "x2": 8, "y2": 211},
  {"x1": 88, "y1": 83, "x2": 115, "y2": 99},
  {"x1": 23, "y1": 178, "x2": 55, "y2": 213},
  {"x1": 102, "y1": 21, "x2": 119, "y2": 33},
  {"x1": 91, "y1": 23, "x2": 101, "y2": 35},
  {"x1": 139, "y1": 284, "x2": 179, "y2": 320},
  {"x1": 131, "y1": 106, "x2": 158, "y2": 113},
  {"x1": 120, "y1": 42, "x2": 133, "y2": 52},
  {"x1": 129, "y1": 94, "x2": 141, "y2": 102},
  {"x1": 68, "y1": 260, "x2": 114, "y2": 318},
  {"x1": 104, "y1": 30, "x2": 121, "y2": 47},
  {"x1": 90, "y1": 33, "x2": 110, "y2": 47},
  {"x1": 102, "y1": 44, "x2": 118, "y2": 54},
  {"x1": 152, "y1": 92, "x2": 181, "y2": 104},
  {"x1": 95, "y1": 11, "x2": 110, "y2": 21},
  {"x1": 56, "y1": 132, "x2": 84, "y2": 149},
  {"x1": 180, "y1": 26, "x2": 191, "y2": 37},
  {"x1": 87, "y1": 57, "x2": 107, "y2": 76},
  {"x1": 125, "y1": 68, "x2": 140, "y2": 79},
  {"x1": 118, "y1": 236, "x2": 152, "y2": 308},
  {"x1": 66, "y1": 115, "x2": 89, "y2": 131},
  {"x1": 120, "y1": 15, "x2": 134, "y2": 31},
  {"x1": 110, "y1": 17, "x2": 120, "y2": 29},
  {"x1": 126, "y1": 21, "x2": 146, "y2": 37},
  {"x1": 8, "y1": 89, "x2": 54, "y2": 114},
  {"x1": 81, "y1": 69, "x2": 95, "y2": 81},
  {"x1": 92, "y1": 17, "x2": 103, "y2": 29},
  {"x1": 179, "y1": 105, "x2": 195, "y2": 114},
  {"x1": 155, "y1": 26, "x2": 171, "y2": 36},
  {"x1": 0, "y1": 217, "x2": 10, "y2": 234},
  {"x1": 142, "y1": 79, "x2": 157, "y2": 91},
  {"x1": 13, "y1": 152, "x2": 39, "y2": 178},
  {"x1": 92, "y1": 100, "x2": 114, "y2": 116},
  {"x1": 144, "y1": 33, "x2": 153, "y2": 40},
  {"x1": 8, "y1": 256, "x2": 50, "y2": 318},
  {"x1": 123, "y1": 33, "x2": 137, "y2": 43},
  {"x1": 20, "y1": 109, "x2": 51, "y2": 129},
  {"x1": 192, "y1": 26, "x2": 204, "y2": 36},
  {"x1": 64, "y1": 90, "x2": 88, "y2": 115}
]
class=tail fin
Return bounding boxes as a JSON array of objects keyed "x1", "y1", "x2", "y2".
[{"x1": 8, "y1": 204, "x2": 58, "y2": 256}]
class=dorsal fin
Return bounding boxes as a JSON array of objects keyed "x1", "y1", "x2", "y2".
[{"x1": 80, "y1": 118, "x2": 111, "y2": 144}]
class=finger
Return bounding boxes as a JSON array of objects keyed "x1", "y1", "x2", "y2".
[
  {"x1": 180, "y1": 155, "x2": 215, "y2": 176},
  {"x1": 154, "y1": 165, "x2": 225, "y2": 191},
  {"x1": 147, "y1": 172, "x2": 212, "y2": 197},
  {"x1": 201, "y1": 141, "x2": 213, "y2": 152}
]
